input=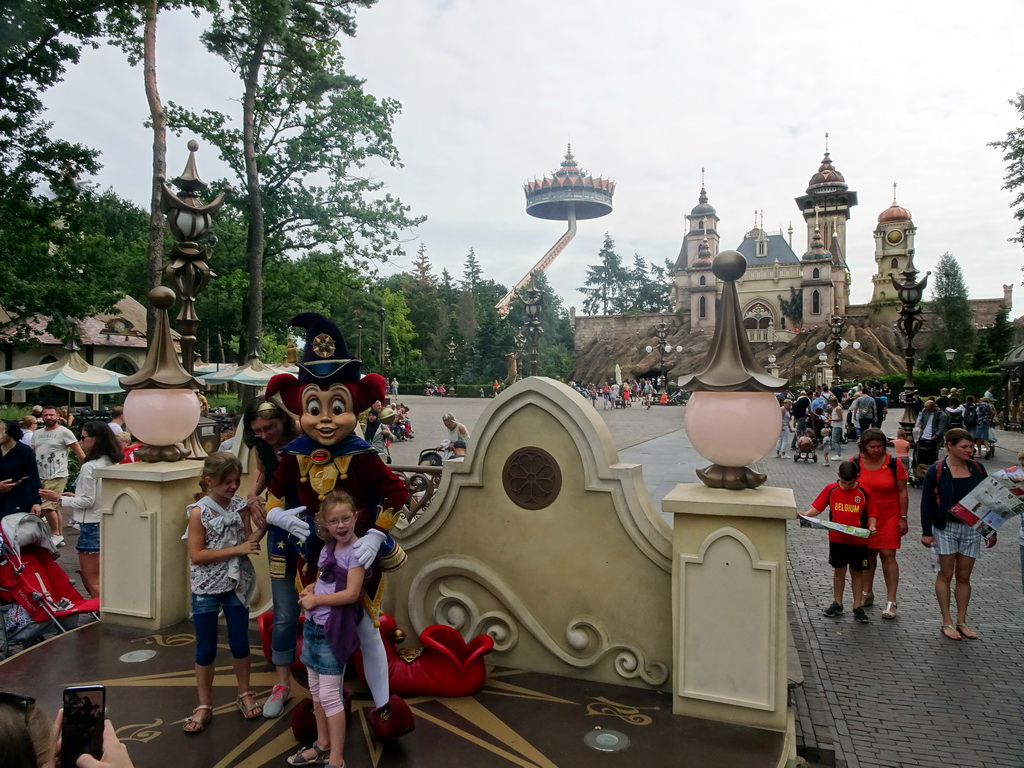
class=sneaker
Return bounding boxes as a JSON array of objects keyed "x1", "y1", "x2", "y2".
[
  {"x1": 853, "y1": 607, "x2": 869, "y2": 624},
  {"x1": 50, "y1": 534, "x2": 65, "y2": 547},
  {"x1": 823, "y1": 601, "x2": 844, "y2": 617},
  {"x1": 262, "y1": 684, "x2": 291, "y2": 718},
  {"x1": 832, "y1": 455, "x2": 842, "y2": 460}
]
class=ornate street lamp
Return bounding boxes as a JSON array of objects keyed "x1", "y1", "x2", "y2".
[
  {"x1": 891, "y1": 264, "x2": 930, "y2": 430},
  {"x1": 447, "y1": 337, "x2": 457, "y2": 392},
  {"x1": 679, "y1": 251, "x2": 788, "y2": 490},
  {"x1": 815, "y1": 315, "x2": 860, "y2": 387},
  {"x1": 521, "y1": 276, "x2": 544, "y2": 376},
  {"x1": 944, "y1": 348, "x2": 957, "y2": 374},
  {"x1": 120, "y1": 141, "x2": 227, "y2": 462},
  {"x1": 513, "y1": 331, "x2": 526, "y2": 383},
  {"x1": 645, "y1": 320, "x2": 683, "y2": 391}
]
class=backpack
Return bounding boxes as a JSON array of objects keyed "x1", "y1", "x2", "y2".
[
  {"x1": 857, "y1": 399, "x2": 873, "y2": 420},
  {"x1": 963, "y1": 403, "x2": 978, "y2": 427},
  {"x1": 852, "y1": 454, "x2": 899, "y2": 484},
  {"x1": 946, "y1": 409, "x2": 964, "y2": 429}
]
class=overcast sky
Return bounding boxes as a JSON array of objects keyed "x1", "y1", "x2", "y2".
[{"x1": 42, "y1": 0, "x2": 1024, "y2": 317}]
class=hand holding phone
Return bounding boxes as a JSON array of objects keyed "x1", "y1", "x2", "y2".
[{"x1": 61, "y1": 685, "x2": 105, "y2": 766}]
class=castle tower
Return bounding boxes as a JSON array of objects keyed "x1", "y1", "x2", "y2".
[
  {"x1": 675, "y1": 175, "x2": 721, "y2": 270},
  {"x1": 689, "y1": 237, "x2": 717, "y2": 329},
  {"x1": 871, "y1": 188, "x2": 915, "y2": 304},
  {"x1": 800, "y1": 226, "x2": 834, "y2": 326},
  {"x1": 794, "y1": 141, "x2": 858, "y2": 258}
]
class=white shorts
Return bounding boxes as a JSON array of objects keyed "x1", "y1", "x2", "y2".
[{"x1": 933, "y1": 519, "x2": 982, "y2": 559}]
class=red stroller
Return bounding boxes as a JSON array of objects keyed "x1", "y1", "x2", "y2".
[{"x1": 0, "y1": 513, "x2": 99, "y2": 660}]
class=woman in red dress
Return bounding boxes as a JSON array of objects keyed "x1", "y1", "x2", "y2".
[{"x1": 854, "y1": 428, "x2": 909, "y2": 619}]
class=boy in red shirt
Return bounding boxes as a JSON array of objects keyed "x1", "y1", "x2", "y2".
[{"x1": 803, "y1": 460, "x2": 877, "y2": 623}]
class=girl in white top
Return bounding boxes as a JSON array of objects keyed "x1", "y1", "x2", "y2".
[
  {"x1": 182, "y1": 452, "x2": 264, "y2": 734},
  {"x1": 39, "y1": 421, "x2": 120, "y2": 598}
]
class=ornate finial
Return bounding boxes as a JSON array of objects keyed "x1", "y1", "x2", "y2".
[
  {"x1": 701, "y1": 166, "x2": 705, "y2": 186},
  {"x1": 759, "y1": 209, "x2": 764, "y2": 230},
  {"x1": 893, "y1": 182, "x2": 898, "y2": 204},
  {"x1": 814, "y1": 203, "x2": 821, "y2": 229},
  {"x1": 825, "y1": 131, "x2": 829, "y2": 153}
]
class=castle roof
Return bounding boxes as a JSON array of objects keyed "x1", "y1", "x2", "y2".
[
  {"x1": 690, "y1": 185, "x2": 716, "y2": 217},
  {"x1": 877, "y1": 200, "x2": 912, "y2": 224},
  {"x1": 736, "y1": 231, "x2": 800, "y2": 264},
  {"x1": 806, "y1": 151, "x2": 848, "y2": 195}
]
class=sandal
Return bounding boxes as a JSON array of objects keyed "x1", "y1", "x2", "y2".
[
  {"x1": 940, "y1": 624, "x2": 962, "y2": 641},
  {"x1": 861, "y1": 592, "x2": 874, "y2": 607},
  {"x1": 956, "y1": 623, "x2": 980, "y2": 640},
  {"x1": 183, "y1": 705, "x2": 213, "y2": 734},
  {"x1": 237, "y1": 691, "x2": 263, "y2": 719},
  {"x1": 881, "y1": 601, "x2": 897, "y2": 620},
  {"x1": 287, "y1": 742, "x2": 330, "y2": 766}
]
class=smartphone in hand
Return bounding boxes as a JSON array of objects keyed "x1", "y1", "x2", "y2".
[{"x1": 61, "y1": 685, "x2": 105, "y2": 765}]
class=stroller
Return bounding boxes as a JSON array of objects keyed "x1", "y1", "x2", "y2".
[
  {"x1": 908, "y1": 436, "x2": 940, "y2": 489},
  {"x1": 0, "y1": 514, "x2": 99, "y2": 660},
  {"x1": 794, "y1": 430, "x2": 818, "y2": 463}
]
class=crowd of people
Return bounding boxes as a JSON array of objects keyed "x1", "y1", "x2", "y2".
[
  {"x1": 788, "y1": 380, "x2": 1007, "y2": 642},
  {"x1": 569, "y1": 378, "x2": 663, "y2": 410}
]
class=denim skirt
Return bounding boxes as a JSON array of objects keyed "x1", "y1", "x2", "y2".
[{"x1": 300, "y1": 618, "x2": 344, "y2": 676}]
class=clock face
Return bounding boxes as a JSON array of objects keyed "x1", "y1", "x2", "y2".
[{"x1": 886, "y1": 229, "x2": 903, "y2": 245}]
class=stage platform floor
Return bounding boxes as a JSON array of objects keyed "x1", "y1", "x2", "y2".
[{"x1": 2, "y1": 619, "x2": 785, "y2": 768}]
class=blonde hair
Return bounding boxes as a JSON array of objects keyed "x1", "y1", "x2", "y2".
[
  {"x1": 315, "y1": 490, "x2": 360, "y2": 541},
  {"x1": 197, "y1": 451, "x2": 243, "y2": 499},
  {"x1": 897, "y1": 428, "x2": 908, "y2": 440}
]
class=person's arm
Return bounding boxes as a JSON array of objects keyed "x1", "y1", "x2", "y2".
[
  {"x1": 920, "y1": 464, "x2": 938, "y2": 543},
  {"x1": 57, "y1": 461, "x2": 96, "y2": 509},
  {"x1": 800, "y1": 505, "x2": 824, "y2": 519},
  {"x1": 459, "y1": 424, "x2": 469, "y2": 439},
  {"x1": 69, "y1": 440, "x2": 86, "y2": 463},
  {"x1": 299, "y1": 564, "x2": 365, "y2": 609},
  {"x1": 186, "y1": 505, "x2": 260, "y2": 564},
  {"x1": 867, "y1": 515, "x2": 878, "y2": 537}
]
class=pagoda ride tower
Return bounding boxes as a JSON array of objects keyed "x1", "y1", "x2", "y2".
[{"x1": 495, "y1": 146, "x2": 615, "y2": 315}]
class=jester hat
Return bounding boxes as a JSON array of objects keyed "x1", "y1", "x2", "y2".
[{"x1": 265, "y1": 312, "x2": 385, "y2": 416}]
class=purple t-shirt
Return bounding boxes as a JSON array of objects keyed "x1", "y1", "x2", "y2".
[{"x1": 307, "y1": 540, "x2": 361, "y2": 626}]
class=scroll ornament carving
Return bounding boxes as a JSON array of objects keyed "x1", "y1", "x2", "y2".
[{"x1": 410, "y1": 558, "x2": 668, "y2": 686}]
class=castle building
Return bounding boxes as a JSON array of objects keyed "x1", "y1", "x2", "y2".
[{"x1": 669, "y1": 149, "x2": 1012, "y2": 339}]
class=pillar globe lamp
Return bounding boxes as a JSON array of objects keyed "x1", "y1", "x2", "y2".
[{"x1": 679, "y1": 251, "x2": 788, "y2": 490}]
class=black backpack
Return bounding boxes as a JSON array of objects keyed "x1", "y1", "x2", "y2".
[
  {"x1": 947, "y1": 409, "x2": 964, "y2": 429},
  {"x1": 963, "y1": 403, "x2": 978, "y2": 428}
]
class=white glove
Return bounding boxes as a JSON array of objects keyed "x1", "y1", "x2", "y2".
[
  {"x1": 266, "y1": 506, "x2": 309, "y2": 540},
  {"x1": 353, "y1": 528, "x2": 386, "y2": 568}
]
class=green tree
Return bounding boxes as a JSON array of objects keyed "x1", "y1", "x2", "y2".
[
  {"x1": 990, "y1": 90, "x2": 1024, "y2": 249},
  {"x1": 579, "y1": 233, "x2": 626, "y2": 315},
  {"x1": 987, "y1": 304, "x2": 1015, "y2": 364},
  {"x1": 928, "y1": 252, "x2": 976, "y2": 357},
  {"x1": 0, "y1": 0, "x2": 127, "y2": 336},
  {"x1": 167, "y1": 0, "x2": 423, "y2": 361}
]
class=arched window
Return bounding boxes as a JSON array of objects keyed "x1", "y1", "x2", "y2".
[
  {"x1": 103, "y1": 356, "x2": 137, "y2": 376},
  {"x1": 698, "y1": 275, "x2": 706, "y2": 286},
  {"x1": 811, "y1": 290, "x2": 820, "y2": 314},
  {"x1": 699, "y1": 296, "x2": 707, "y2": 319},
  {"x1": 891, "y1": 258, "x2": 899, "y2": 269},
  {"x1": 812, "y1": 267, "x2": 820, "y2": 280},
  {"x1": 698, "y1": 220, "x2": 704, "y2": 231}
]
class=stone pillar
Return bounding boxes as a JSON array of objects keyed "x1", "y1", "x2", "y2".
[
  {"x1": 96, "y1": 461, "x2": 202, "y2": 630},
  {"x1": 663, "y1": 483, "x2": 794, "y2": 731}
]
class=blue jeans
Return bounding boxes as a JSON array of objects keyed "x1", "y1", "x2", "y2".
[{"x1": 300, "y1": 618, "x2": 345, "y2": 676}]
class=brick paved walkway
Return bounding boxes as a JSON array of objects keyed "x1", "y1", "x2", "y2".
[{"x1": 49, "y1": 393, "x2": 1024, "y2": 767}]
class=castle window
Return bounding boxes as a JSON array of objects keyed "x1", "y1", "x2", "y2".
[
  {"x1": 812, "y1": 290, "x2": 821, "y2": 314},
  {"x1": 891, "y1": 258, "x2": 899, "y2": 269},
  {"x1": 699, "y1": 275, "x2": 706, "y2": 286},
  {"x1": 698, "y1": 220, "x2": 704, "y2": 231},
  {"x1": 812, "y1": 268, "x2": 820, "y2": 280},
  {"x1": 699, "y1": 296, "x2": 707, "y2": 319},
  {"x1": 757, "y1": 240, "x2": 766, "y2": 257}
]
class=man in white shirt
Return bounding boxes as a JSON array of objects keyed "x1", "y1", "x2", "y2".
[{"x1": 32, "y1": 406, "x2": 85, "y2": 546}]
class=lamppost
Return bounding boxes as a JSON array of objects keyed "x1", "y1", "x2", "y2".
[
  {"x1": 447, "y1": 337, "x2": 457, "y2": 392},
  {"x1": 357, "y1": 325, "x2": 363, "y2": 360},
  {"x1": 645, "y1": 321, "x2": 682, "y2": 391},
  {"x1": 944, "y1": 348, "x2": 957, "y2": 374},
  {"x1": 815, "y1": 315, "x2": 860, "y2": 388},
  {"x1": 521, "y1": 276, "x2": 544, "y2": 376},
  {"x1": 891, "y1": 264, "x2": 930, "y2": 430},
  {"x1": 513, "y1": 331, "x2": 526, "y2": 382}
]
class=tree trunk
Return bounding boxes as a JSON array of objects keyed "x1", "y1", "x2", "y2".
[
  {"x1": 143, "y1": 0, "x2": 166, "y2": 339},
  {"x1": 242, "y1": 35, "x2": 269, "y2": 362}
]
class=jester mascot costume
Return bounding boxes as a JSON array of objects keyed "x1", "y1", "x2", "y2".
[{"x1": 263, "y1": 312, "x2": 414, "y2": 740}]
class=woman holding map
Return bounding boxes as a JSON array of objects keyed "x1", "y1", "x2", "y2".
[{"x1": 920, "y1": 427, "x2": 994, "y2": 641}]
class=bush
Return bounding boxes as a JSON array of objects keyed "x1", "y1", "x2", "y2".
[{"x1": 877, "y1": 370, "x2": 1000, "y2": 401}]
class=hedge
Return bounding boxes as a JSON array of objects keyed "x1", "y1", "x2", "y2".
[{"x1": 875, "y1": 370, "x2": 1001, "y2": 401}]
